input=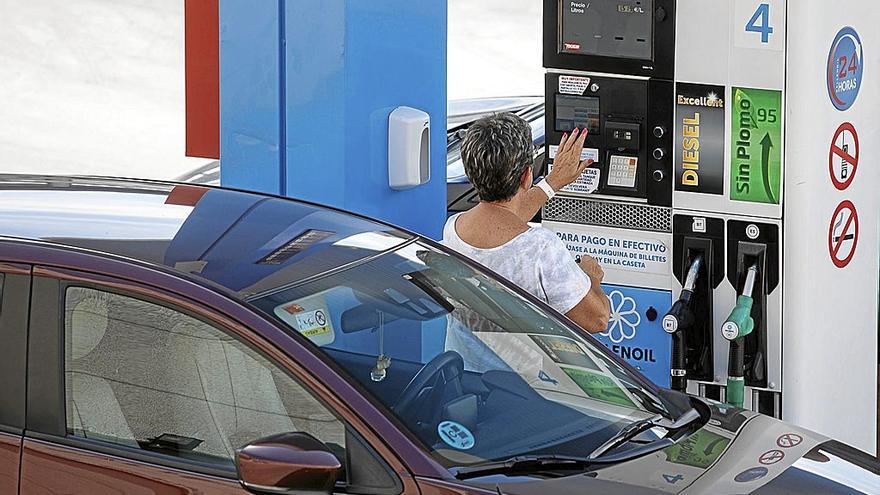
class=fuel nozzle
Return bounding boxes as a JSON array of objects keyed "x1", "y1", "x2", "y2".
[
  {"x1": 723, "y1": 264, "x2": 758, "y2": 408},
  {"x1": 663, "y1": 255, "x2": 703, "y2": 392}
]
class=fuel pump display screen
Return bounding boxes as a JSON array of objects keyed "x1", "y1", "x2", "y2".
[
  {"x1": 559, "y1": 0, "x2": 654, "y2": 60},
  {"x1": 555, "y1": 95, "x2": 600, "y2": 134}
]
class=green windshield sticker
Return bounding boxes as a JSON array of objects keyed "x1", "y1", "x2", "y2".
[
  {"x1": 730, "y1": 87, "x2": 782, "y2": 204},
  {"x1": 561, "y1": 366, "x2": 636, "y2": 408},
  {"x1": 531, "y1": 335, "x2": 600, "y2": 371},
  {"x1": 664, "y1": 429, "x2": 731, "y2": 469}
]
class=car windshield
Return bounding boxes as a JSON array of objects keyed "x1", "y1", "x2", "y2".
[{"x1": 250, "y1": 240, "x2": 678, "y2": 467}]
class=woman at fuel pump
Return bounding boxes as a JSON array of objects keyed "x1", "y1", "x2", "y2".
[{"x1": 442, "y1": 113, "x2": 610, "y2": 333}]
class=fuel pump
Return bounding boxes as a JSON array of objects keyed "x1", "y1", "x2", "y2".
[
  {"x1": 540, "y1": 0, "x2": 880, "y2": 454},
  {"x1": 540, "y1": 0, "x2": 676, "y2": 388},
  {"x1": 722, "y1": 264, "x2": 758, "y2": 408}
]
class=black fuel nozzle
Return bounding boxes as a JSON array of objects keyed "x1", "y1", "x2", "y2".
[{"x1": 663, "y1": 255, "x2": 703, "y2": 392}]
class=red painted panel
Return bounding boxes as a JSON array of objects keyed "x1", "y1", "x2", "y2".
[
  {"x1": 165, "y1": 185, "x2": 209, "y2": 206},
  {"x1": 20, "y1": 438, "x2": 244, "y2": 494},
  {"x1": 185, "y1": 0, "x2": 220, "y2": 159},
  {"x1": 0, "y1": 432, "x2": 21, "y2": 494}
]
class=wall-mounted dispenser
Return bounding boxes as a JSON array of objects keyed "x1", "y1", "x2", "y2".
[{"x1": 388, "y1": 106, "x2": 431, "y2": 190}]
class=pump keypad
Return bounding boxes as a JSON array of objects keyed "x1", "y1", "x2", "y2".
[{"x1": 607, "y1": 155, "x2": 639, "y2": 188}]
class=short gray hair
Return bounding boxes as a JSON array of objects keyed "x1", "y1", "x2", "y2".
[{"x1": 460, "y1": 113, "x2": 533, "y2": 202}]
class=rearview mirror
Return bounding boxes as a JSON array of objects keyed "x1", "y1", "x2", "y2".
[{"x1": 236, "y1": 432, "x2": 343, "y2": 495}]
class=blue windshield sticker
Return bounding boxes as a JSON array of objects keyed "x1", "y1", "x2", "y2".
[
  {"x1": 437, "y1": 421, "x2": 475, "y2": 450},
  {"x1": 735, "y1": 466, "x2": 768, "y2": 483}
]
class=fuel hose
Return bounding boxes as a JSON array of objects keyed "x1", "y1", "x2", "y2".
[
  {"x1": 722, "y1": 264, "x2": 758, "y2": 408},
  {"x1": 664, "y1": 256, "x2": 702, "y2": 392}
]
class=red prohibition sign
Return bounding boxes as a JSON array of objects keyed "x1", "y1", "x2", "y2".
[
  {"x1": 776, "y1": 433, "x2": 803, "y2": 449},
  {"x1": 759, "y1": 449, "x2": 785, "y2": 465},
  {"x1": 828, "y1": 200, "x2": 859, "y2": 269},
  {"x1": 829, "y1": 122, "x2": 860, "y2": 191}
]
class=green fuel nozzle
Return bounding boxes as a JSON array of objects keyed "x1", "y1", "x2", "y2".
[
  {"x1": 724, "y1": 264, "x2": 758, "y2": 408},
  {"x1": 721, "y1": 295, "x2": 755, "y2": 341}
]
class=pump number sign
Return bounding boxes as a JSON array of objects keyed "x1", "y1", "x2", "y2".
[
  {"x1": 735, "y1": 1, "x2": 784, "y2": 51},
  {"x1": 730, "y1": 88, "x2": 782, "y2": 204}
]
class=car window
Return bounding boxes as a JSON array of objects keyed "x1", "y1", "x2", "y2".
[
  {"x1": 63, "y1": 286, "x2": 346, "y2": 471},
  {"x1": 251, "y1": 242, "x2": 680, "y2": 468}
]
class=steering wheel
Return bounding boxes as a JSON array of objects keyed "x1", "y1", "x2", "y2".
[{"x1": 393, "y1": 351, "x2": 464, "y2": 419}]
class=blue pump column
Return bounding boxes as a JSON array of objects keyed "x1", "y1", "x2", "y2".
[{"x1": 219, "y1": 0, "x2": 447, "y2": 238}]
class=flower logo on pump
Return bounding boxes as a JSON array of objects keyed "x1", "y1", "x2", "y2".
[{"x1": 602, "y1": 290, "x2": 641, "y2": 344}]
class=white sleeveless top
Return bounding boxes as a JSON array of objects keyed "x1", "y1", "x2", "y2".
[{"x1": 442, "y1": 214, "x2": 591, "y2": 314}]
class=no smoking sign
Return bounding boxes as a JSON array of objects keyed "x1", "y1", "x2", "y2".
[
  {"x1": 829, "y1": 123, "x2": 859, "y2": 190},
  {"x1": 828, "y1": 200, "x2": 859, "y2": 269},
  {"x1": 759, "y1": 449, "x2": 785, "y2": 465}
]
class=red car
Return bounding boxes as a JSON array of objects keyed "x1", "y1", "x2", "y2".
[{"x1": 0, "y1": 175, "x2": 876, "y2": 494}]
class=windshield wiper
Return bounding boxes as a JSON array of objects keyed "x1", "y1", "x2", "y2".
[
  {"x1": 588, "y1": 407, "x2": 702, "y2": 461},
  {"x1": 454, "y1": 454, "x2": 596, "y2": 480},
  {"x1": 453, "y1": 409, "x2": 703, "y2": 480}
]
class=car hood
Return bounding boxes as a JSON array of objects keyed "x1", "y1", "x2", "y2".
[{"x1": 465, "y1": 401, "x2": 880, "y2": 494}]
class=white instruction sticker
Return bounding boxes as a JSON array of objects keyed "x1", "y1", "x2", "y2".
[
  {"x1": 559, "y1": 75, "x2": 591, "y2": 95},
  {"x1": 548, "y1": 159, "x2": 601, "y2": 194},
  {"x1": 550, "y1": 225, "x2": 670, "y2": 276},
  {"x1": 548, "y1": 146, "x2": 599, "y2": 162},
  {"x1": 274, "y1": 294, "x2": 336, "y2": 347},
  {"x1": 295, "y1": 310, "x2": 328, "y2": 333},
  {"x1": 563, "y1": 168, "x2": 601, "y2": 194}
]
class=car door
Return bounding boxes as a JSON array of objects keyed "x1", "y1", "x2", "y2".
[
  {"x1": 0, "y1": 263, "x2": 31, "y2": 494},
  {"x1": 20, "y1": 267, "x2": 409, "y2": 495}
]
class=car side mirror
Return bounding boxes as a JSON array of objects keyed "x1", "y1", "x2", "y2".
[{"x1": 236, "y1": 432, "x2": 343, "y2": 495}]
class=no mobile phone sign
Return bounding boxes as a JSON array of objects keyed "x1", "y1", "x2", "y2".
[
  {"x1": 829, "y1": 122, "x2": 859, "y2": 191},
  {"x1": 828, "y1": 200, "x2": 859, "y2": 269}
]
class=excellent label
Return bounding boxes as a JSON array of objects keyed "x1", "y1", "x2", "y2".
[
  {"x1": 675, "y1": 83, "x2": 726, "y2": 195},
  {"x1": 730, "y1": 87, "x2": 782, "y2": 204}
]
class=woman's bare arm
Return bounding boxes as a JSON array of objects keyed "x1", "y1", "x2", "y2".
[
  {"x1": 566, "y1": 282, "x2": 611, "y2": 333},
  {"x1": 515, "y1": 129, "x2": 593, "y2": 222}
]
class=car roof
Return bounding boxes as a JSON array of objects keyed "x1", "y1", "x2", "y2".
[{"x1": 0, "y1": 175, "x2": 414, "y2": 299}]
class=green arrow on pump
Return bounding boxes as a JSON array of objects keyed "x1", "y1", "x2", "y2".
[
  {"x1": 722, "y1": 265, "x2": 758, "y2": 408},
  {"x1": 760, "y1": 133, "x2": 776, "y2": 204}
]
